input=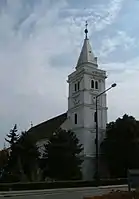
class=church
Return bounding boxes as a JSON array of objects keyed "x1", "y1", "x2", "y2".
[{"x1": 28, "y1": 23, "x2": 107, "y2": 180}]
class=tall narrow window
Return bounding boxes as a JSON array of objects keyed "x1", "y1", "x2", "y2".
[
  {"x1": 91, "y1": 80, "x2": 94, "y2": 88},
  {"x1": 77, "y1": 82, "x2": 80, "y2": 90},
  {"x1": 95, "y1": 81, "x2": 98, "y2": 89},
  {"x1": 75, "y1": 83, "x2": 77, "y2": 91},
  {"x1": 94, "y1": 112, "x2": 97, "y2": 122},
  {"x1": 74, "y1": 113, "x2": 77, "y2": 124}
]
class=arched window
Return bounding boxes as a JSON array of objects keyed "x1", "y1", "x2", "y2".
[
  {"x1": 95, "y1": 81, "x2": 98, "y2": 89},
  {"x1": 91, "y1": 80, "x2": 94, "y2": 88},
  {"x1": 74, "y1": 113, "x2": 77, "y2": 124}
]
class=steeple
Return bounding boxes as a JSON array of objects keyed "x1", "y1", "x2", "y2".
[
  {"x1": 68, "y1": 21, "x2": 107, "y2": 180},
  {"x1": 76, "y1": 21, "x2": 97, "y2": 68}
]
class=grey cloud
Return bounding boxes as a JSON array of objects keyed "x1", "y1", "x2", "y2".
[
  {"x1": 0, "y1": 0, "x2": 138, "y2": 148},
  {"x1": 98, "y1": 31, "x2": 136, "y2": 58},
  {"x1": 49, "y1": 51, "x2": 78, "y2": 68}
]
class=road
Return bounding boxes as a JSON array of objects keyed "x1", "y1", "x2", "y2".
[{"x1": 0, "y1": 184, "x2": 128, "y2": 199}]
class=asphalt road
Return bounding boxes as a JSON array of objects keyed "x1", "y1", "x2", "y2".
[{"x1": 0, "y1": 184, "x2": 128, "y2": 199}]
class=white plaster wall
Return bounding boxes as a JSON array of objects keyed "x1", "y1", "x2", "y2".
[
  {"x1": 83, "y1": 107, "x2": 94, "y2": 128},
  {"x1": 84, "y1": 74, "x2": 90, "y2": 89},
  {"x1": 84, "y1": 90, "x2": 92, "y2": 104},
  {"x1": 102, "y1": 109, "x2": 107, "y2": 129},
  {"x1": 99, "y1": 79, "x2": 105, "y2": 92},
  {"x1": 100, "y1": 94, "x2": 106, "y2": 108},
  {"x1": 60, "y1": 118, "x2": 71, "y2": 131},
  {"x1": 36, "y1": 139, "x2": 48, "y2": 157},
  {"x1": 72, "y1": 127, "x2": 96, "y2": 180},
  {"x1": 69, "y1": 108, "x2": 84, "y2": 128},
  {"x1": 72, "y1": 128, "x2": 96, "y2": 156}
]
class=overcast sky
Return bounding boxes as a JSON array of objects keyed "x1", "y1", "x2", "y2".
[{"x1": 0, "y1": 0, "x2": 139, "y2": 148}]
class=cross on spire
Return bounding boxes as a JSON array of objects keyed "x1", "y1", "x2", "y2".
[
  {"x1": 84, "y1": 21, "x2": 88, "y2": 39},
  {"x1": 76, "y1": 20, "x2": 97, "y2": 68},
  {"x1": 31, "y1": 121, "x2": 33, "y2": 128}
]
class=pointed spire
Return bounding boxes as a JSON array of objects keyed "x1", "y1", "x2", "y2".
[{"x1": 76, "y1": 21, "x2": 97, "y2": 68}]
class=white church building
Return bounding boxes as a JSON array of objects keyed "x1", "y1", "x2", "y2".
[{"x1": 28, "y1": 24, "x2": 108, "y2": 180}]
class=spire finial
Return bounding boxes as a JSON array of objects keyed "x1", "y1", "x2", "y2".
[
  {"x1": 84, "y1": 21, "x2": 88, "y2": 39},
  {"x1": 31, "y1": 121, "x2": 33, "y2": 128}
]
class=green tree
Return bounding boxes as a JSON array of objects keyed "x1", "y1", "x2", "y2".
[
  {"x1": 17, "y1": 131, "x2": 41, "y2": 181},
  {"x1": 2, "y1": 124, "x2": 20, "y2": 182},
  {"x1": 5, "y1": 124, "x2": 19, "y2": 170},
  {"x1": 0, "y1": 149, "x2": 9, "y2": 178},
  {"x1": 3, "y1": 126, "x2": 40, "y2": 182},
  {"x1": 42, "y1": 128, "x2": 83, "y2": 180},
  {"x1": 5, "y1": 124, "x2": 19, "y2": 147},
  {"x1": 100, "y1": 114, "x2": 139, "y2": 178}
]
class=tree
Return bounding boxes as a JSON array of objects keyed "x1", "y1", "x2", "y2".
[
  {"x1": 3, "y1": 126, "x2": 40, "y2": 182},
  {"x1": 0, "y1": 149, "x2": 9, "y2": 178},
  {"x1": 5, "y1": 124, "x2": 19, "y2": 147},
  {"x1": 17, "y1": 131, "x2": 41, "y2": 181},
  {"x1": 100, "y1": 114, "x2": 139, "y2": 178},
  {"x1": 1, "y1": 124, "x2": 20, "y2": 182},
  {"x1": 5, "y1": 124, "x2": 19, "y2": 170},
  {"x1": 42, "y1": 128, "x2": 83, "y2": 180}
]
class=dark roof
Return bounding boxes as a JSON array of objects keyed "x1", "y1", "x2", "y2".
[{"x1": 27, "y1": 112, "x2": 67, "y2": 143}]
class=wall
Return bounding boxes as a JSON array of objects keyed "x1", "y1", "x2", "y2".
[{"x1": 67, "y1": 65, "x2": 107, "y2": 180}]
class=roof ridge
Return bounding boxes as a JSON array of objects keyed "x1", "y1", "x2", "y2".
[{"x1": 29, "y1": 112, "x2": 67, "y2": 130}]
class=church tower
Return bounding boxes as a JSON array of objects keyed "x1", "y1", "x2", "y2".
[{"x1": 67, "y1": 22, "x2": 107, "y2": 180}]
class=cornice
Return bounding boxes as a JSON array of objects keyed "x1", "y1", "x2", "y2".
[
  {"x1": 68, "y1": 102, "x2": 108, "y2": 111},
  {"x1": 68, "y1": 66, "x2": 107, "y2": 83},
  {"x1": 69, "y1": 88, "x2": 107, "y2": 98},
  {"x1": 68, "y1": 125, "x2": 106, "y2": 133}
]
